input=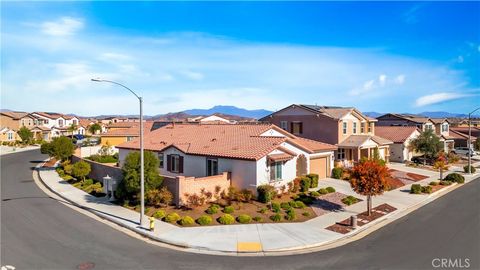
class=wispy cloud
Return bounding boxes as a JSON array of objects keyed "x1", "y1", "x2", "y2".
[
  {"x1": 403, "y1": 4, "x2": 426, "y2": 24},
  {"x1": 415, "y1": 92, "x2": 469, "y2": 107},
  {"x1": 40, "y1": 17, "x2": 84, "y2": 36},
  {"x1": 349, "y1": 74, "x2": 406, "y2": 96}
]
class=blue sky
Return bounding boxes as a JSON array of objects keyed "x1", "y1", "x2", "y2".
[{"x1": 2, "y1": 2, "x2": 479, "y2": 116}]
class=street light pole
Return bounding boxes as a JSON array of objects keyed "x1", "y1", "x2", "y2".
[
  {"x1": 91, "y1": 78, "x2": 145, "y2": 226},
  {"x1": 467, "y1": 107, "x2": 480, "y2": 174}
]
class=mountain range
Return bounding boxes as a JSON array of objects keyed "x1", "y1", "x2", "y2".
[{"x1": 2, "y1": 106, "x2": 479, "y2": 119}]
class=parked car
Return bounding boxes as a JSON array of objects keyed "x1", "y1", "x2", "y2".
[
  {"x1": 411, "y1": 155, "x2": 435, "y2": 165},
  {"x1": 451, "y1": 147, "x2": 474, "y2": 157}
]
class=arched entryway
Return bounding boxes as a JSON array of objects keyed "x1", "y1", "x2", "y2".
[{"x1": 296, "y1": 154, "x2": 307, "y2": 176}]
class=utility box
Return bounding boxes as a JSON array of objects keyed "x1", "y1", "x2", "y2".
[
  {"x1": 351, "y1": 215, "x2": 358, "y2": 229},
  {"x1": 103, "y1": 175, "x2": 118, "y2": 201}
]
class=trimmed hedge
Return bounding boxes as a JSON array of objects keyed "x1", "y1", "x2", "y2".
[
  {"x1": 444, "y1": 173, "x2": 465, "y2": 184},
  {"x1": 237, "y1": 214, "x2": 252, "y2": 224},
  {"x1": 341, "y1": 195, "x2": 358, "y2": 206},
  {"x1": 165, "y1": 212, "x2": 180, "y2": 223},
  {"x1": 153, "y1": 210, "x2": 166, "y2": 219},
  {"x1": 300, "y1": 177, "x2": 311, "y2": 192},
  {"x1": 257, "y1": 184, "x2": 276, "y2": 203},
  {"x1": 223, "y1": 206, "x2": 234, "y2": 214},
  {"x1": 332, "y1": 167, "x2": 343, "y2": 179},
  {"x1": 294, "y1": 201, "x2": 306, "y2": 209},
  {"x1": 310, "y1": 191, "x2": 320, "y2": 197},
  {"x1": 326, "y1": 186, "x2": 336, "y2": 193},
  {"x1": 410, "y1": 184, "x2": 422, "y2": 194},
  {"x1": 179, "y1": 216, "x2": 195, "y2": 226},
  {"x1": 206, "y1": 204, "x2": 220, "y2": 214},
  {"x1": 197, "y1": 215, "x2": 213, "y2": 226},
  {"x1": 307, "y1": 173, "x2": 319, "y2": 188},
  {"x1": 463, "y1": 165, "x2": 476, "y2": 173},
  {"x1": 421, "y1": 185, "x2": 432, "y2": 194},
  {"x1": 440, "y1": 180, "x2": 452, "y2": 186},
  {"x1": 218, "y1": 214, "x2": 235, "y2": 225},
  {"x1": 253, "y1": 216, "x2": 263, "y2": 222},
  {"x1": 318, "y1": 188, "x2": 328, "y2": 195},
  {"x1": 429, "y1": 181, "x2": 439, "y2": 186}
]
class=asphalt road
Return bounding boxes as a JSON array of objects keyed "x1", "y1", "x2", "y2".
[{"x1": 1, "y1": 150, "x2": 479, "y2": 270}]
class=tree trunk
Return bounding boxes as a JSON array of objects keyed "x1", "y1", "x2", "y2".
[
  {"x1": 439, "y1": 168, "x2": 443, "y2": 180},
  {"x1": 367, "y1": 195, "x2": 372, "y2": 216}
]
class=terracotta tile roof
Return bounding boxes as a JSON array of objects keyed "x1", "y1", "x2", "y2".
[
  {"x1": 268, "y1": 153, "x2": 294, "y2": 162},
  {"x1": 79, "y1": 119, "x2": 93, "y2": 128},
  {"x1": 33, "y1": 112, "x2": 64, "y2": 119},
  {"x1": 375, "y1": 126, "x2": 419, "y2": 143},
  {"x1": 382, "y1": 113, "x2": 432, "y2": 124},
  {"x1": 30, "y1": 125, "x2": 51, "y2": 131},
  {"x1": 451, "y1": 127, "x2": 480, "y2": 138},
  {"x1": 103, "y1": 122, "x2": 153, "y2": 137},
  {"x1": 430, "y1": 118, "x2": 448, "y2": 124},
  {"x1": 107, "y1": 122, "x2": 140, "y2": 129},
  {"x1": 449, "y1": 130, "x2": 476, "y2": 140},
  {"x1": 117, "y1": 123, "x2": 336, "y2": 160},
  {"x1": 338, "y1": 135, "x2": 393, "y2": 148},
  {"x1": 1, "y1": 111, "x2": 29, "y2": 119}
]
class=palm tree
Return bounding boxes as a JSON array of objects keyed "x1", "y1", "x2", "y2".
[{"x1": 67, "y1": 123, "x2": 77, "y2": 139}]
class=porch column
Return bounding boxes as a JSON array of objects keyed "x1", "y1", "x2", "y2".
[{"x1": 367, "y1": 148, "x2": 371, "y2": 159}]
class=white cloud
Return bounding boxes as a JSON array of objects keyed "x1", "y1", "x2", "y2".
[
  {"x1": 415, "y1": 92, "x2": 468, "y2": 107},
  {"x1": 179, "y1": 70, "x2": 204, "y2": 80},
  {"x1": 394, "y1": 74, "x2": 406, "y2": 85},
  {"x1": 99, "y1": 52, "x2": 131, "y2": 62},
  {"x1": 379, "y1": 74, "x2": 387, "y2": 86},
  {"x1": 41, "y1": 17, "x2": 84, "y2": 36},
  {"x1": 457, "y1": 55, "x2": 464, "y2": 63}
]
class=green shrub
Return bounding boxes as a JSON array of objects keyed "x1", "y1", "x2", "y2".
[
  {"x1": 165, "y1": 212, "x2": 180, "y2": 223},
  {"x1": 429, "y1": 181, "x2": 439, "y2": 186},
  {"x1": 179, "y1": 216, "x2": 195, "y2": 226},
  {"x1": 270, "y1": 213, "x2": 282, "y2": 222},
  {"x1": 341, "y1": 195, "x2": 358, "y2": 206},
  {"x1": 62, "y1": 174, "x2": 73, "y2": 181},
  {"x1": 223, "y1": 206, "x2": 234, "y2": 214},
  {"x1": 421, "y1": 185, "x2": 432, "y2": 194},
  {"x1": 410, "y1": 184, "x2": 422, "y2": 194},
  {"x1": 63, "y1": 164, "x2": 73, "y2": 175},
  {"x1": 326, "y1": 186, "x2": 336, "y2": 193},
  {"x1": 237, "y1": 214, "x2": 252, "y2": 224},
  {"x1": 206, "y1": 204, "x2": 220, "y2": 214},
  {"x1": 83, "y1": 179, "x2": 94, "y2": 186},
  {"x1": 294, "y1": 201, "x2": 306, "y2": 209},
  {"x1": 300, "y1": 177, "x2": 311, "y2": 192},
  {"x1": 86, "y1": 154, "x2": 118, "y2": 163},
  {"x1": 280, "y1": 202, "x2": 291, "y2": 210},
  {"x1": 285, "y1": 209, "x2": 296, "y2": 221},
  {"x1": 271, "y1": 202, "x2": 281, "y2": 213},
  {"x1": 257, "y1": 184, "x2": 276, "y2": 203},
  {"x1": 218, "y1": 214, "x2": 235, "y2": 225},
  {"x1": 197, "y1": 215, "x2": 212, "y2": 226},
  {"x1": 440, "y1": 180, "x2": 452, "y2": 186},
  {"x1": 463, "y1": 165, "x2": 476, "y2": 173},
  {"x1": 444, "y1": 173, "x2": 465, "y2": 183},
  {"x1": 153, "y1": 210, "x2": 166, "y2": 219},
  {"x1": 296, "y1": 194, "x2": 314, "y2": 205},
  {"x1": 253, "y1": 216, "x2": 262, "y2": 222},
  {"x1": 56, "y1": 168, "x2": 65, "y2": 176},
  {"x1": 332, "y1": 167, "x2": 343, "y2": 179},
  {"x1": 318, "y1": 188, "x2": 328, "y2": 195},
  {"x1": 310, "y1": 191, "x2": 320, "y2": 197},
  {"x1": 302, "y1": 211, "x2": 310, "y2": 217},
  {"x1": 307, "y1": 173, "x2": 319, "y2": 188},
  {"x1": 258, "y1": 207, "x2": 267, "y2": 214}
]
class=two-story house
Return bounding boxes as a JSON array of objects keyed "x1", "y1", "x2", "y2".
[
  {"x1": 376, "y1": 114, "x2": 455, "y2": 152},
  {"x1": 0, "y1": 111, "x2": 37, "y2": 130},
  {"x1": 260, "y1": 104, "x2": 393, "y2": 167},
  {"x1": 31, "y1": 112, "x2": 82, "y2": 139}
]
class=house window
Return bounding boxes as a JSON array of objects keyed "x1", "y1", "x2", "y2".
[
  {"x1": 7, "y1": 132, "x2": 13, "y2": 140},
  {"x1": 73, "y1": 120, "x2": 77, "y2": 125},
  {"x1": 291, "y1": 122, "x2": 303, "y2": 135},
  {"x1": 361, "y1": 123, "x2": 365, "y2": 133},
  {"x1": 58, "y1": 119, "x2": 64, "y2": 127},
  {"x1": 167, "y1": 154, "x2": 183, "y2": 173},
  {"x1": 342, "y1": 122, "x2": 347, "y2": 134},
  {"x1": 442, "y1": 123, "x2": 449, "y2": 132},
  {"x1": 425, "y1": 124, "x2": 433, "y2": 131},
  {"x1": 126, "y1": 136, "x2": 135, "y2": 141},
  {"x1": 337, "y1": 148, "x2": 346, "y2": 160},
  {"x1": 206, "y1": 158, "x2": 218, "y2": 176},
  {"x1": 368, "y1": 123, "x2": 373, "y2": 133},
  {"x1": 270, "y1": 161, "x2": 283, "y2": 181},
  {"x1": 280, "y1": 121, "x2": 288, "y2": 131},
  {"x1": 158, "y1": 153, "x2": 164, "y2": 168},
  {"x1": 353, "y1": 122, "x2": 357, "y2": 134}
]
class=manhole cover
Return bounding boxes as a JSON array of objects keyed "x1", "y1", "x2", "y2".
[{"x1": 77, "y1": 262, "x2": 95, "y2": 270}]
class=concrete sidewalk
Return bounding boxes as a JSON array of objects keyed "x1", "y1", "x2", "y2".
[
  {"x1": 0, "y1": 145, "x2": 40, "y2": 156},
  {"x1": 36, "y1": 161, "x2": 479, "y2": 255}
]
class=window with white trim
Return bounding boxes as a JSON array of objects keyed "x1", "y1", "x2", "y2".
[
  {"x1": 280, "y1": 121, "x2": 288, "y2": 131},
  {"x1": 353, "y1": 122, "x2": 357, "y2": 134},
  {"x1": 361, "y1": 123, "x2": 365, "y2": 133},
  {"x1": 337, "y1": 148, "x2": 346, "y2": 160},
  {"x1": 7, "y1": 132, "x2": 13, "y2": 140},
  {"x1": 158, "y1": 152, "x2": 164, "y2": 168},
  {"x1": 270, "y1": 161, "x2": 283, "y2": 181},
  {"x1": 441, "y1": 123, "x2": 449, "y2": 132},
  {"x1": 342, "y1": 122, "x2": 347, "y2": 134}
]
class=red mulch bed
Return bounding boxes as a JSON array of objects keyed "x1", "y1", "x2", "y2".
[
  {"x1": 326, "y1": 203, "x2": 397, "y2": 234},
  {"x1": 430, "y1": 184, "x2": 447, "y2": 193},
  {"x1": 385, "y1": 176, "x2": 405, "y2": 190},
  {"x1": 43, "y1": 158, "x2": 58, "y2": 168},
  {"x1": 406, "y1": 172, "x2": 429, "y2": 181}
]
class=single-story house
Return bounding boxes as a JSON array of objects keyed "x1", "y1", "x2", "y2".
[
  {"x1": 375, "y1": 126, "x2": 421, "y2": 162},
  {"x1": 101, "y1": 122, "x2": 153, "y2": 146},
  {"x1": 116, "y1": 123, "x2": 337, "y2": 194}
]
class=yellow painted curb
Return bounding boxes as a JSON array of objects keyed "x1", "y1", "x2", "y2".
[{"x1": 237, "y1": 242, "x2": 262, "y2": 252}]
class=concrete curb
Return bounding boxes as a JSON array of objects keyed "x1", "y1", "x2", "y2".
[{"x1": 33, "y1": 158, "x2": 479, "y2": 256}]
